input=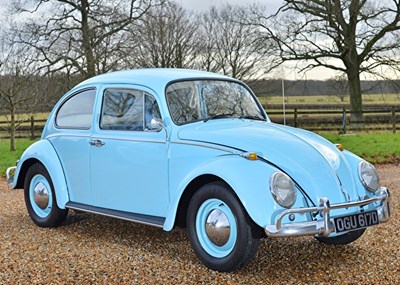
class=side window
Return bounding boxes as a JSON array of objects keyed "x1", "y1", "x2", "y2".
[
  {"x1": 144, "y1": 94, "x2": 161, "y2": 131},
  {"x1": 100, "y1": 88, "x2": 161, "y2": 132},
  {"x1": 56, "y1": 89, "x2": 96, "y2": 129}
]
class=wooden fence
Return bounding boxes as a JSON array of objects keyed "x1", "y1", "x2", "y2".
[
  {"x1": 0, "y1": 105, "x2": 398, "y2": 139},
  {"x1": 267, "y1": 105, "x2": 399, "y2": 133},
  {"x1": 0, "y1": 117, "x2": 47, "y2": 140}
]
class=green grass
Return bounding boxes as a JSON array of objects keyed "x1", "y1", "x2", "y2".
[
  {"x1": 321, "y1": 132, "x2": 400, "y2": 164},
  {"x1": 1, "y1": 133, "x2": 399, "y2": 176},
  {"x1": 0, "y1": 139, "x2": 36, "y2": 176}
]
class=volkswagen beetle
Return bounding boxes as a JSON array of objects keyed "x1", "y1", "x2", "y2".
[{"x1": 7, "y1": 69, "x2": 390, "y2": 272}]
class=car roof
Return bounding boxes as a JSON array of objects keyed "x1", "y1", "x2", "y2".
[{"x1": 74, "y1": 68, "x2": 234, "y2": 90}]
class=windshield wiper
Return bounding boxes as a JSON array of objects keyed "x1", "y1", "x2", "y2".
[
  {"x1": 203, "y1": 113, "x2": 236, "y2": 122},
  {"x1": 239, "y1": 115, "x2": 266, "y2": 121}
]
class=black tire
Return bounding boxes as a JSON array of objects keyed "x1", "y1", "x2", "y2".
[
  {"x1": 315, "y1": 228, "x2": 366, "y2": 245},
  {"x1": 24, "y1": 163, "x2": 68, "y2": 227},
  {"x1": 186, "y1": 182, "x2": 260, "y2": 272}
]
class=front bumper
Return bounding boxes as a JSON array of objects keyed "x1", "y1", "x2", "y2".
[
  {"x1": 265, "y1": 187, "x2": 390, "y2": 237},
  {"x1": 6, "y1": 166, "x2": 17, "y2": 188}
]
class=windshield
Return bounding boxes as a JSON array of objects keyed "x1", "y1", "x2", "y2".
[{"x1": 166, "y1": 80, "x2": 265, "y2": 125}]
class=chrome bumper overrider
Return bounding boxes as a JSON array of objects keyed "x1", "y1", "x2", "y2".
[
  {"x1": 6, "y1": 166, "x2": 17, "y2": 188},
  {"x1": 264, "y1": 187, "x2": 390, "y2": 237}
]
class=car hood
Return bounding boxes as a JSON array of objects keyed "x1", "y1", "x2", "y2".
[{"x1": 177, "y1": 120, "x2": 360, "y2": 205}]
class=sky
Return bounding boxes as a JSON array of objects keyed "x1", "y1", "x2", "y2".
[{"x1": 178, "y1": 0, "x2": 282, "y2": 12}]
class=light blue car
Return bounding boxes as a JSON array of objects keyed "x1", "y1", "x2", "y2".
[{"x1": 7, "y1": 69, "x2": 390, "y2": 271}]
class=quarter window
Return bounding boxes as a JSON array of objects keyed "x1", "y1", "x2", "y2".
[
  {"x1": 56, "y1": 89, "x2": 96, "y2": 129},
  {"x1": 100, "y1": 88, "x2": 161, "y2": 131},
  {"x1": 144, "y1": 95, "x2": 162, "y2": 131}
]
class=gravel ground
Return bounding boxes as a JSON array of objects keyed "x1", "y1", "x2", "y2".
[{"x1": 0, "y1": 164, "x2": 399, "y2": 284}]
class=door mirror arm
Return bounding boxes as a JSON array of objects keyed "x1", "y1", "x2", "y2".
[{"x1": 150, "y1": 118, "x2": 168, "y2": 141}]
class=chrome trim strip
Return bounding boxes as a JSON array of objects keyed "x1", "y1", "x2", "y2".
[
  {"x1": 91, "y1": 136, "x2": 165, "y2": 144},
  {"x1": 265, "y1": 187, "x2": 390, "y2": 237},
  {"x1": 65, "y1": 202, "x2": 165, "y2": 228},
  {"x1": 6, "y1": 166, "x2": 17, "y2": 188},
  {"x1": 171, "y1": 141, "x2": 239, "y2": 154}
]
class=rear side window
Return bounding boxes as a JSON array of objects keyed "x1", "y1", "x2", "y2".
[{"x1": 56, "y1": 89, "x2": 96, "y2": 129}]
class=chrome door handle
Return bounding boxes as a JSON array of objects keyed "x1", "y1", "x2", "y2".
[{"x1": 89, "y1": 139, "x2": 105, "y2": 147}]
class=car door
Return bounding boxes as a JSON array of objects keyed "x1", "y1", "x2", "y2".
[
  {"x1": 49, "y1": 88, "x2": 96, "y2": 204},
  {"x1": 89, "y1": 86, "x2": 169, "y2": 218}
]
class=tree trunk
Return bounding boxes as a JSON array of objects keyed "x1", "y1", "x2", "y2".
[
  {"x1": 81, "y1": 0, "x2": 96, "y2": 79},
  {"x1": 346, "y1": 66, "x2": 364, "y2": 126}
]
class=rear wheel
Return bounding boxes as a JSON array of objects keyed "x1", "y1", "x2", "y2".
[
  {"x1": 186, "y1": 182, "x2": 260, "y2": 272},
  {"x1": 24, "y1": 163, "x2": 68, "y2": 227},
  {"x1": 315, "y1": 228, "x2": 366, "y2": 245}
]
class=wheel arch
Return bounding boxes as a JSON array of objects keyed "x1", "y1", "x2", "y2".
[
  {"x1": 171, "y1": 173, "x2": 265, "y2": 237},
  {"x1": 15, "y1": 158, "x2": 41, "y2": 189},
  {"x1": 14, "y1": 140, "x2": 70, "y2": 209},
  {"x1": 163, "y1": 155, "x2": 283, "y2": 233},
  {"x1": 173, "y1": 174, "x2": 222, "y2": 229}
]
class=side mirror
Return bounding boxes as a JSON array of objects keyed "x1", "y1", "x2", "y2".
[{"x1": 150, "y1": 118, "x2": 165, "y2": 131}]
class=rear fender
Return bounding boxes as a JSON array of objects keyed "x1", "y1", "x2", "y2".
[{"x1": 14, "y1": 140, "x2": 69, "y2": 209}]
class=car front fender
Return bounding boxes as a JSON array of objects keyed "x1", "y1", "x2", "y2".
[
  {"x1": 163, "y1": 154, "x2": 307, "y2": 231},
  {"x1": 13, "y1": 139, "x2": 69, "y2": 209}
]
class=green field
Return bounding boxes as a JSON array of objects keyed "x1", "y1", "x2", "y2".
[
  {"x1": 258, "y1": 93, "x2": 400, "y2": 106},
  {"x1": 1, "y1": 133, "x2": 399, "y2": 176}
]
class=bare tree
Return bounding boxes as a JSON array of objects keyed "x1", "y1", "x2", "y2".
[
  {"x1": 11, "y1": 0, "x2": 164, "y2": 79},
  {"x1": 196, "y1": 8, "x2": 221, "y2": 73},
  {"x1": 128, "y1": 2, "x2": 199, "y2": 68},
  {"x1": 328, "y1": 74, "x2": 348, "y2": 102},
  {"x1": 252, "y1": 0, "x2": 400, "y2": 122},
  {"x1": 197, "y1": 5, "x2": 268, "y2": 81},
  {"x1": 0, "y1": 36, "x2": 38, "y2": 151}
]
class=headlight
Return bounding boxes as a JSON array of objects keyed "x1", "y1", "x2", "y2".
[
  {"x1": 358, "y1": 161, "x2": 380, "y2": 193},
  {"x1": 270, "y1": 172, "x2": 297, "y2": 208}
]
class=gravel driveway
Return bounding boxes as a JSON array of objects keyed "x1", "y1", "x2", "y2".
[{"x1": 1, "y1": 164, "x2": 399, "y2": 284}]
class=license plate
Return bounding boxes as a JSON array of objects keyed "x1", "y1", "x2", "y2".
[{"x1": 334, "y1": 210, "x2": 379, "y2": 233}]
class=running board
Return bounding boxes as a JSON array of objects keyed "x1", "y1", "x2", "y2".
[{"x1": 65, "y1": 202, "x2": 165, "y2": 228}]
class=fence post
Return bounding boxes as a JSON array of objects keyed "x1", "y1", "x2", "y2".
[
  {"x1": 294, "y1": 108, "x2": 298, "y2": 127},
  {"x1": 392, "y1": 106, "x2": 396, "y2": 134},
  {"x1": 30, "y1": 116, "x2": 35, "y2": 140},
  {"x1": 342, "y1": 107, "x2": 346, "y2": 134}
]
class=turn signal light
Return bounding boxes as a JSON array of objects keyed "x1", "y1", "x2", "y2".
[
  {"x1": 336, "y1": 144, "x2": 344, "y2": 151},
  {"x1": 242, "y1": 152, "x2": 258, "y2": 160}
]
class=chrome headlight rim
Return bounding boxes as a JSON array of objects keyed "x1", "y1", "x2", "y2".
[
  {"x1": 269, "y1": 172, "x2": 297, "y2": 209},
  {"x1": 358, "y1": 161, "x2": 380, "y2": 193}
]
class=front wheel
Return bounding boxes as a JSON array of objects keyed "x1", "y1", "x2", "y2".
[
  {"x1": 315, "y1": 228, "x2": 366, "y2": 245},
  {"x1": 24, "y1": 163, "x2": 68, "y2": 227},
  {"x1": 186, "y1": 182, "x2": 260, "y2": 272}
]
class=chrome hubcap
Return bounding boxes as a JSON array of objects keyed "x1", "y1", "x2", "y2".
[
  {"x1": 205, "y1": 209, "x2": 231, "y2": 246},
  {"x1": 33, "y1": 182, "x2": 49, "y2": 210}
]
